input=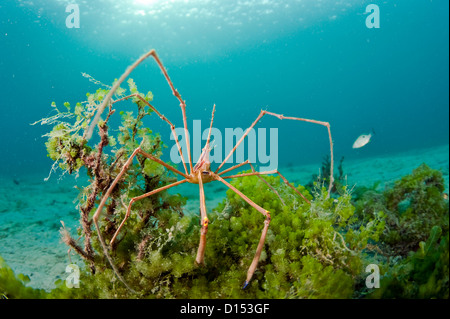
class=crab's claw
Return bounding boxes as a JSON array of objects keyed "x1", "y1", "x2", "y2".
[{"x1": 242, "y1": 281, "x2": 249, "y2": 290}]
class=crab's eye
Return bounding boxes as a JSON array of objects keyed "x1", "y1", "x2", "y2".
[{"x1": 202, "y1": 171, "x2": 209, "y2": 175}]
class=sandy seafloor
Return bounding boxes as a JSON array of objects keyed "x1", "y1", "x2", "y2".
[{"x1": 0, "y1": 144, "x2": 448, "y2": 292}]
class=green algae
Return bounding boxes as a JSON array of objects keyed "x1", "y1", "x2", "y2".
[
  {"x1": 0, "y1": 256, "x2": 47, "y2": 299},
  {"x1": 353, "y1": 163, "x2": 449, "y2": 298},
  {"x1": 4, "y1": 78, "x2": 446, "y2": 298}
]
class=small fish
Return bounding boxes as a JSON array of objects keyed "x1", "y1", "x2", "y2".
[{"x1": 352, "y1": 130, "x2": 375, "y2": 149}]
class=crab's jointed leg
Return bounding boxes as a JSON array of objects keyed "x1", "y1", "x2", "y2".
[
  {"x1": 150, "y1": 51, "x2": 194, "y2": 175},
  {"x1": 219, "y1": 161, "x2": 287, "y2": 206},
  {"x1": 215, "y1": 110, "x2": 334, "y2": 197},
  {"x1": 92, "y1": 145, "x2": 189, "y2": 291},
  {"x1": 113, "y1": 94, "x2": 189, "y2": 176},
  {"x1": 85, "y1": 49, "x2": 194, "y2": 175},
  {"x1": 217, "y1": 159, "x2": 251, "y2": 176},
  {"x1": 195, "y1": 171, "x2": 209, "y2": 265},
  {"x1": 211, "y1": 172, "x2": 271, "y2": 289},
  {"x1": 222, "y1": 168, "x2": 311, "y2": 205},
  {"x1": 111, "y1": 178, "x2": 188, "y2": 246}
]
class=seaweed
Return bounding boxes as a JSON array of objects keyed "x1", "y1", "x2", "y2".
[
  {"x1": 19, "y1": 74, "x2": 448, "y2": 299},
  {"x1": 25, "y1": 93, "x2": 388, "y2": 297},
  {"x1": 369, "y1": 226, "x2": 449, "y2": 299},
  {"x1": 31, "y1": 77, "x2": 186, "y2": 297},
  {"x1": 307, "y1": 155, "x2": 346, "y2": 196},
  {"x1": 0, "y1": 256, "x2": 47, "y2": 299},
  {"x1": 352, "y1": 163, "x2": 449, "y2": 298},
  {"x1": 61, "y1": 177, "x2": 379, "y2": 298},
  {"x1": 354, "y1": 163, "x2": 449, "y2": 256}
]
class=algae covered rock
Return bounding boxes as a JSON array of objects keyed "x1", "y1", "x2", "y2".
[{"x1": 353, "y1": 163, "x2": 449, "y2": 299}]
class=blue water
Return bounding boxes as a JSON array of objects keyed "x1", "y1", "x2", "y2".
[
  {"x1": 0, "y1": 0, "x2": 448, "y2": 292},
  {"x1": 0, "y1": 0, "x2": 448, "y2": 177}
]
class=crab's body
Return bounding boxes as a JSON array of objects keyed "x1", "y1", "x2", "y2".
[
  {"x1": 188, "y1": 171, "x2": 214, "y2": 184},
  {"x1": 91, "y1": 49, "x2": 335, "y2": 292},
  {"x1": 189, "y1": 142, "x2": 214, "y2": 184}
]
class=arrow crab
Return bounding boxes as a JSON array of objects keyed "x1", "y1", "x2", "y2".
[{"x1": 86, "y1": 49, "x2": 334, "y2": 291}]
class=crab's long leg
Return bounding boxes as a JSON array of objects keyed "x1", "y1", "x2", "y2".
[
  {"x1": 93, "y1": 145, "x2": 188, "y2": 232},
  {"x1": 193, "y1": 106, "x2": 216, "y2": 265},
  {"x1": 222, "y1": 168, "x2": 311, "y2": 205},
  {"x1": 205, "y1": 104, "x2": 216, "y2": 146},
  {"x1": 195, "y1": 172, "x2": 209, "y2": 265},
  {"x1": 92, "y1": 145, "x2": 189, "y2": 291},
  {"x1": 211, "y1": 172, "x2": 271, "y2": 289},
  {"x1": 113, "y1": 94, "x2": 188, "y2": 175},
  {"x1": 92, "y1": 147, "x2": 142, "y2": 292},
  {"x1": 246, "y1": 163, "x2": 286, "y2": 206},
  {"x1": 214, "y1": 110, "x2": 334, "y2": 197},
  {"x1": 150, "y1": 51, "x2": 194, "y2": 175},
  {"x1": 217, "y1": 160, "x2": 250, "y2": 176},
  {"x1": 84, "y1": 49, "x2": 194, "y2": 175},
  {"x1": 85, "y1": 50, "x2": 156, "y2": 141},
  {"x1": 111, "y1": 179, "x2": 187, "y2": 246},
  {"x1": 218, "y1": 161, "x2": 287, "y2": 206}
]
